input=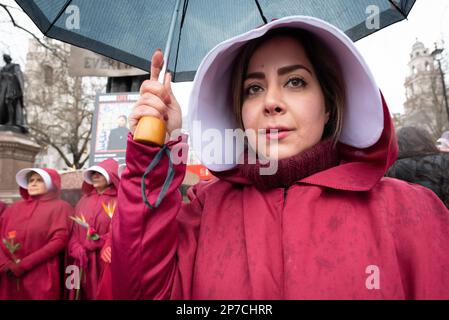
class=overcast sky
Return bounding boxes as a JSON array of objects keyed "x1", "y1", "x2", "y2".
[{"x1": 1, "y1": 0, "x2": 448, "y2": 115}]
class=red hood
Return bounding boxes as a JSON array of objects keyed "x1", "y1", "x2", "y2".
[
  {"x1": 82, "y1": 158, "x2": 120, "y2": 195},
  {"x1": 19, "y1": 168, "x2": 62, "y2": 201},
  {"x1": 213, "y1": 92, "x2": 398, "y2": 191}
]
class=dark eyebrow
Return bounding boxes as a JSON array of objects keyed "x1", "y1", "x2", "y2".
[
  {"x1": 245, "y1": 72, "x2": 265, "y2": 80},
  {"x1": 278, "y1": 64, "x2": 312, "y2": 76},
  {"x1": 244, "y1": 64, "x2": 312, "y2": 81}
]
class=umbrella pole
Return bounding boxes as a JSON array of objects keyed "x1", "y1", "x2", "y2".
[
  {"x1": 159, "y1": 0, "x2": 182, "y2": 83},
  {"x1": 134, "y1": 0, "x2": 182, "y2": 145}
]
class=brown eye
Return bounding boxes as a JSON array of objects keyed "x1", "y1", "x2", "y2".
[
  {"x1": 286, "y1": 77, "x2": 307, "y2": 88},
  {"x1": 245, "y1": 85, "x2": 263, "y2": 96}
]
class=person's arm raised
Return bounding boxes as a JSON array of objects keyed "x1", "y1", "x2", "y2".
[{"x1": 111, "y1": 50, "x2": 187, "y2": 299}]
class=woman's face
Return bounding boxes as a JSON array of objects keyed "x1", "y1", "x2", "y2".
[
  {"x1": 91, "y1": 172, "x2": 109, "y2": 193},
  {"x1": 241, "y1": 35, "x2": 329, "y2": 160},
  {"x1": 27, "y1": 172, "x2": 47, "y2": 196}
]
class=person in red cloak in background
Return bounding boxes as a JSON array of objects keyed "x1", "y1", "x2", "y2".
[
  {"x1": 112, "y1": 16, "x2": 449, "y2": 300},
  {"x1": 95, "y1": 163, "x2": 124, "y2": 300},
  {"x1": 67, "y1": 158, "x2": 118, "y2": 300},
  {"x1": 0, "y1": 168, "x2": 72, "y2": 300}
]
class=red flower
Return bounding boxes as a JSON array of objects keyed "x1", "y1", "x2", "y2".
[
  {"x1": 87, "y1": 227, "x2": 100, "y2": 241},
  {"x1": 88, "y1": 227, "x2": 96, "y2": 236},
  {"x1": 7, "y1": 231, "x2": 16, "y2": 240}
]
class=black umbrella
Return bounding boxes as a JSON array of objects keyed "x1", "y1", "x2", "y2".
[{"x1": 15, "y1": 0, "x2": 415, "y2": 82}]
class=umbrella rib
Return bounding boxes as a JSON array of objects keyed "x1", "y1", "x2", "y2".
[
  {"x1": 254, "y1": 0, "x2": 268, "y2": 24},
  {"x1": 173, "y1": 0, "x2": 190, "y2": 81},
  {"x1": 387, "y1": 0, "x2": 408, "y2": 19},
  {"x1": 180, "y1": 0, "x2": 189, "y2": 29},
  {"x1": 44, "y1": 0, "x2": 74, "y2": 34}
]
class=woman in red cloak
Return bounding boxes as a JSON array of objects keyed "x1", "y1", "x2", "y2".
[
  {"x1": 0, "y1": 168, "x2": 72, "y2": 300},
  {"x1": 67, "y1": 158, "x2": 118, "y2": 300},
  {"x1": 112, "y1": 17, "x2": 449, "y2": 299}
]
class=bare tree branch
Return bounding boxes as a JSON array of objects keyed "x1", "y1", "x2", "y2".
[
  {"x1": 0, "y1": 3, "x2": 65, "y2": 62},
  {"x1": 28, "y1": 125, "x2": 73, "y2": 167}
]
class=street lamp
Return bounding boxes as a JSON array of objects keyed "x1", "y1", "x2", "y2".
[{"x1": 431, "y1": 43, "x2": 449, "y2": 123}]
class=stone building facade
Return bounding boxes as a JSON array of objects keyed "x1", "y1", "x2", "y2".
[{"x1": 402, "y1": 40, "x2": 449, "y2": 139}]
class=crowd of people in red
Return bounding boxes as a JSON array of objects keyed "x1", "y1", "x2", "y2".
[{"x1": 0, "y1": 158, "x2": 118, "y2": 300}]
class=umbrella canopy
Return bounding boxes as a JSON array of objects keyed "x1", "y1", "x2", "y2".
[{"x1": 16, "y1": 0, "x2": 415, "y2": 82}]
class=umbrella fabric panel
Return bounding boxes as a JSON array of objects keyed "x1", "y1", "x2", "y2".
[
  {"x1": 255, "y1": 0, "x2": 400, "y2": 38},
  {"x1": 35, "y1": 0, "x2": 69, "y2": 25},
  {"x1": 168, "y1": 0, "x2": 267, "y2": 81}
]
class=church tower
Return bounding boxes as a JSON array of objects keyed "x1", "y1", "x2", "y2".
[{"x1": 403, "y1": 39, "x2": 448, "y2": 139}]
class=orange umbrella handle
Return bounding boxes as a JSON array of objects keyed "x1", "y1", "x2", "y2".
[{"x1": 133, "y1": 116, "x2": 167, "y2": 146}]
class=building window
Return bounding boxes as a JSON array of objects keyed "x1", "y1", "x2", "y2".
[
  {"x1": 43, "y1": 65, "x2": 53, "y2": 86},
  {"x1": 412, "y1": 66, "x2": 417, "y2": 75},
  {"x1": 425, "y1": 62, "x2": 431, "y2": 71}
]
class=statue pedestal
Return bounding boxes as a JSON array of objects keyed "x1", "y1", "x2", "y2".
[{"x1": 0, "y1": 129, "x2": 41, "y2": 203}]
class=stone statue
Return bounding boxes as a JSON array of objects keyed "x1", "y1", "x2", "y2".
[{"x1": 0, "y1": 54, "x2": 27, "y2": 132}]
